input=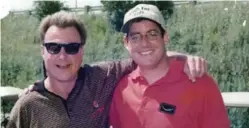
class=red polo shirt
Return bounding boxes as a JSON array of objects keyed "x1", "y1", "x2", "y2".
[{"x1": 110, "y1": 60, "x2": 230, "y2": 128}]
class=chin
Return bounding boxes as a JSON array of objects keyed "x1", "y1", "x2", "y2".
[{"x1": 135, "y1": 62, "x2": 155, "y2": 68}]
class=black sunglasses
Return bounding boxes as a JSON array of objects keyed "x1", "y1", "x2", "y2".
[{"x1": 43, "y1": 42, "x2": 83, "y2": 55}]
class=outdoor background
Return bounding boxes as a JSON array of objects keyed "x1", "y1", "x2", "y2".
[{"x1": 1, "y1": 1, "x2": 249, "y2": 127}]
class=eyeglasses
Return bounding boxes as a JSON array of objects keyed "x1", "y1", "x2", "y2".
[
  {"x1": 43, "y1": 42, "x2": 83, "y2": 55},
  {"x1": 128, "y1": 30, "x2": 161, "y2": 43}
]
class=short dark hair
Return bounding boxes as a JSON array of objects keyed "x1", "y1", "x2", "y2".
[
  {"x1": 39, "y1": 11, "x2": 87, "y2": 45},
  {"x1": 124, "y1": 18, "x2": 166, "y2": 37}
]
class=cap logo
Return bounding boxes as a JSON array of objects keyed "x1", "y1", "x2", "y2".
[
  {"x1": 131, "y1": 9, "x2": 144, "y2": 17},
  {"x1": 141, "y1": 7, "x2": 150, "y2": 11},
  {"x1": 130, "y1": 6, "x2": 150, "y2": 17}
]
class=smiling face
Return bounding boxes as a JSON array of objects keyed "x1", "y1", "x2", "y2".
[
  {"x1": 42, "y1": 25, "x2": 83, "y2": 82},
  {"x1": 124, "y1": 19, "x2": 168, "y2": 69}
]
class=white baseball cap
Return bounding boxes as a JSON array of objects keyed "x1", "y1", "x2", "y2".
[{"x1": 121, "y1": 4, "x2": 165, "y2": 33}]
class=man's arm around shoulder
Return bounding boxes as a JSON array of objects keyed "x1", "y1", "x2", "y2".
[{"x1": 90, "y1": 59, "x2": 135, "y2": 82}]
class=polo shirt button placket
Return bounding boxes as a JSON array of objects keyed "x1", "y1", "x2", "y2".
[
  {"x1": 66, "y1": 101, "x2": 74, "y2": 119},
  {"x1": 141, "y1": 97, "x2": 149, "y2": 106},
  {"x1": 68, "y1": 108, "x2": 73, "y2": 113},
  {"x1": 67, "y1": 107, "x2": 74, "y2": 120}
]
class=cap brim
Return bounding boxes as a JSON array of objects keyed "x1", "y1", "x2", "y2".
[
  {"x1": 120, "y1": 23, "x2": 129, "y2": 33},
  {"x1": 120, "y1": 17, "x2": 161, "y2": 33},
  {"x1": 120, "y1": 17, "x2": 147, "y2": 33}
]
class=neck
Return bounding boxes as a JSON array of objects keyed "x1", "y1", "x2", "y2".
[
  {"x1": 44, "y1": 77, "x2": 77, "y2": 100},
  {"x1": 139, "y1": 56, "x2": 170, "y2": 85}
]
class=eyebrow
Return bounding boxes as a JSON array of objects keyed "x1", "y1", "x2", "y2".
[
  {"x1": 129, "y1": 32, "x2": 140, "y2": 36},
  {"x1": 146, "y1": 29, "x2": 160, "y2": 33},
  {"x1": 129, "y1": 29, "x2": 160, "y2": 36}
]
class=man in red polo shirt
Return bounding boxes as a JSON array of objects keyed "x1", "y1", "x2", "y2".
[{"x1": 110, "y1": 4, "x2": 230, "y2": 128}]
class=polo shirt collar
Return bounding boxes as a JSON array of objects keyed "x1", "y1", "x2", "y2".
[
  {"x1": 130, "y1": 67, "x2": 143, "y2": 80},
  {"x1": 129, "y1": 60, "x2": 185, "y2": 83}
]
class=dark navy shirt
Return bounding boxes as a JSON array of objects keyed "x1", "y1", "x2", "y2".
[{"x1": 8, "y1": 60, "x2": 135, "y2": 128}]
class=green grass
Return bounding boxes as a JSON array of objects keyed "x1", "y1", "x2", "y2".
[{"x1": 1, "y1": 1, "x2": 249, "y2": 127}]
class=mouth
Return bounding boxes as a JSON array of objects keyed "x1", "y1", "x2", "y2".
[
  {"x1": 139, "y1": 50, "x2": 153, "y2": 55},
  {"x1": 56, "y1": 64, "x2": 71, "y2": 69}
]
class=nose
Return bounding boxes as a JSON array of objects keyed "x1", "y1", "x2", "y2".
[
  {"x1": 140, "y1": 36, "x2": 150, "y2": 47},
  {"x1": 58, "y1": 47, "x2": 68, "y2": 60}
]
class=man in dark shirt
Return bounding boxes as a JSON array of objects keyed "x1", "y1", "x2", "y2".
[{"x1": 7, "y1": 11, "x2": 207, "y2": 128}]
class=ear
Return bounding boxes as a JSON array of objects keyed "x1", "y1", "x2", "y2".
[
  {"x1": 163, "y1": 31, "x2": 169, "y2": 45},
  {"x1": 123, "y1": 35, "x2": 129, "y2": 50}
]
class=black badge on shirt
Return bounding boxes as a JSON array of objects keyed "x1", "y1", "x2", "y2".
[{"x1": 159, "y1": 102, "x2": 176, "y2": 115}]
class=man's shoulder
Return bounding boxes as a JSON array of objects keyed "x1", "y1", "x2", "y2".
[
  {"x1": 164, "y1": 60, "x2": 186, "y2": 83},
  {"x1": 17, "y1": 91, "x2": 47, "y2": 107},
  {"x1": 89, "y1": 59, "x2": 133, "y2": 70},
  {"x1": 190, "y1": 74, "x2": 221, "y2": 98},
  {"x1": 90, "y1": 59, "x2": 123, "y2": 67},
  {"x1": 195, "y1": 74, "x2": 217, "y2": 88},
  {"x1": 84, "y1": 59, "x2": 133, "y2": 76},
  {"x1": 82, "y1": 60, "x2": 116, "y2": 74},
  {"x1": 177, "y1": 74, "x2": 221, "y2": 107},
  {"x1": 82, "y1": 61, "x2": 116, "y2": 78},
  {"x1": 169, "y1": 60, "x2": 217, "y2": 90}
]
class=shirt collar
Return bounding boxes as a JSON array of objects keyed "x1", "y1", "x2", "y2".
[
  {"x1": 129, "y1": 60, "x2": 185, "y2": 83},
  {"x1": 129, "y1": 66, "x2": 143, "y2": 80}
]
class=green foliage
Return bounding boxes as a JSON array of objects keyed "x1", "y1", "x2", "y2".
[
  {"x1": 33, "y1": 1, "x2": 70, "y2": 21},
  {"x1": 166, "y1": 2, "x2": 249, "y2": 127},
  {"x1": 1, "y1": 1, "x2": 249, "y2": 127},
  {"x1": 101, "y1": 0, "x2": 174, "y2": 31},
  {"x1": 1, "y1": 14, "x2": 42, "y2": 88},
  {"x1": 81, "y1": 14, "x2": 128, "y2": 63}
]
